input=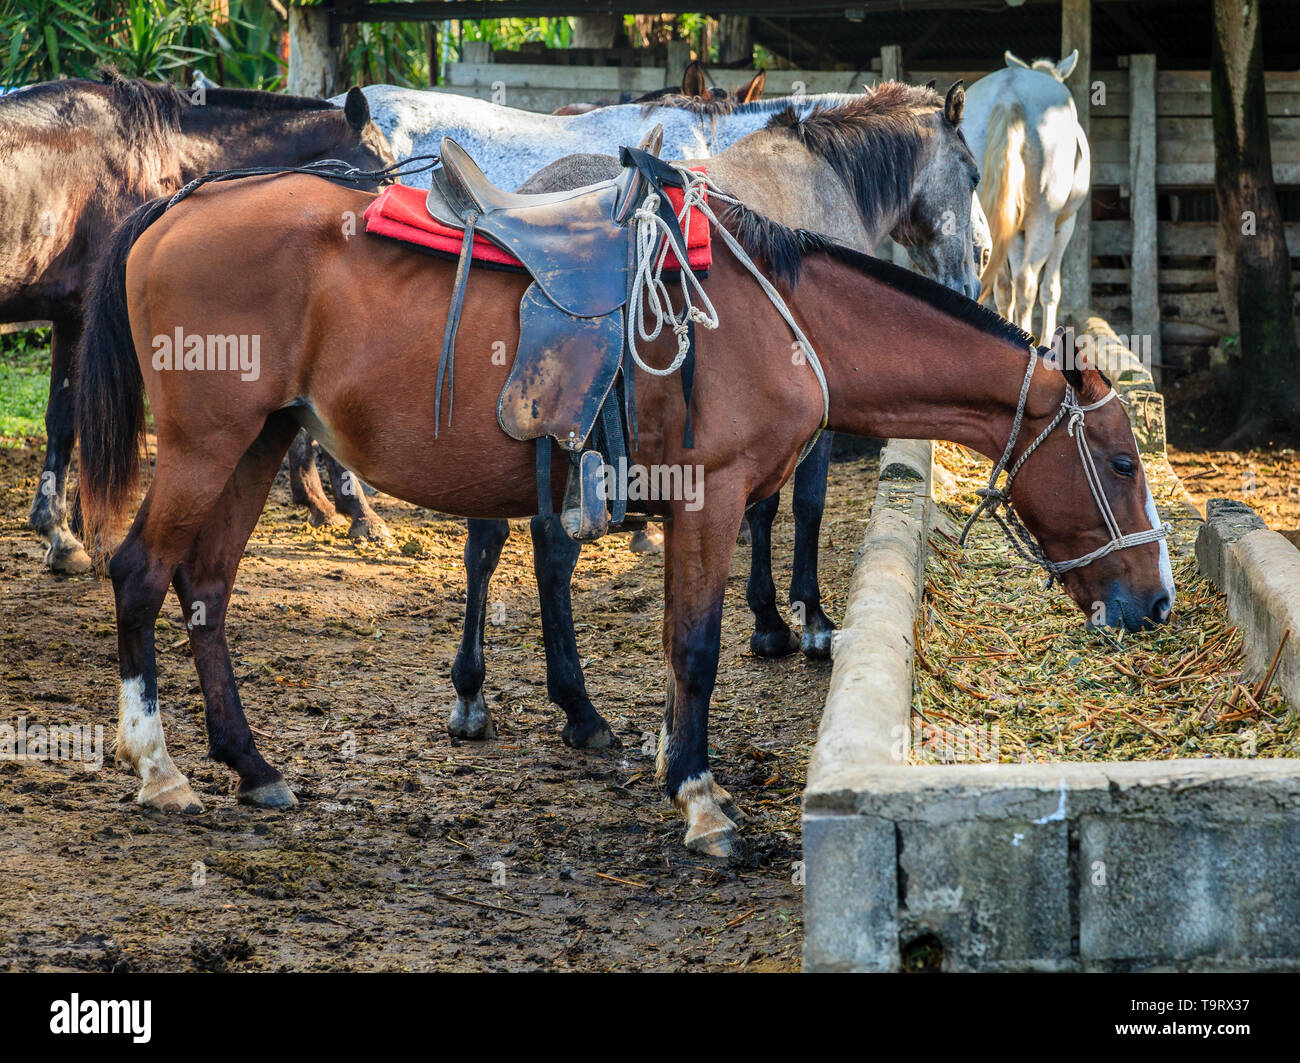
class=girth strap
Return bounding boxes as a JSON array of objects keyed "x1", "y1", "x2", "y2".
[
  {"x1": 597, "y1": 388, "x2": 629, "y2": 526},
  {"x1": 435, "y1": 209, "x2": 479, "y2": 436}
]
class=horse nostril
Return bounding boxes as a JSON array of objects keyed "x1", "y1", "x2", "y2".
[{"x1": 1148, "y1": 593, "x2": 1172, "y2": 624}]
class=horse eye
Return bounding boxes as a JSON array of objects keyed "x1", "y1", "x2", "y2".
[{"x1": 1110, "y1": 456, "x2": 1136, "y2": 477}]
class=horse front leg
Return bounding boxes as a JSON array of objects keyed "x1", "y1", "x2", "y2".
[
  {"x1": 30, "y1": 320, "x2": 92, "y2": 574},
  {"x1": 449, "y1": 518, "x2": 510, "y2": 739},
  {"x1": 744, "y1": 492, "x2": 800, "y2": 657},
  {"x1": 658, "y1": 496, "x2": 745, "y2": 857},
  {"x1": 790, "y1": 431, "x2": 836, "y2": 658}
]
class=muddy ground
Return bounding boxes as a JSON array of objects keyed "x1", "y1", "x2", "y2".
[
  {"x1": 3, "y1": 435, "x2": 1296, "y2": 973},
  {"x1": 0, "y1": 441, "x2": 878, "y2": 972}
]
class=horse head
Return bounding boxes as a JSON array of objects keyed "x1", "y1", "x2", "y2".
[
  {"x1": 1005, "y1": 351, "x2": 1175, "y2": 631},
  {"x1": 1005, "y1": 49, "x2": 1080, "y2": 83},
  {"x1": 900, "y1": 81, "x2": 985, "y2": 301}
]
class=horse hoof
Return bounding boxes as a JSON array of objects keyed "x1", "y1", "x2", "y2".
[
  {"x1": 138, "y1": 777, "x2": 204, "y2": 814},
  {"x1": 238, "y1": 778, "x2": 298, "y2": 809},
  {"x1": 685, "y1": 819, "x2": 738, "y2": 859},
  {"x1": 348, "y1": 516, "x2": 391, "y2": 543},
  {"x1": 628, "y1": 526, "x2": 663, "y2": 555},
  {"x1": 750, "y1": 627, "x2": 800, "y2": 658},
  {"x1": 448, "y1": 693, "x2": 496, "y2": 740},
  {"x1": 711, "y1": 781, "x2": 747, "y2": 822},
  {"x1": 306, "y1": 504, "x2": 339, "y2": 528},
  {"x1": 562, "y1": 717, "x2": 619, "y2": 749},
  {"x1": 46, "y1": 536, "x2": 92, "y2": 576},
  {"x1": 801, "y1": 625, "x2": 835, "y2": 659}
]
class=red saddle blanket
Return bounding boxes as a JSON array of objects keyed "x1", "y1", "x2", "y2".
[{"x1": 363, "y1": 172, "x2": 713, "y2": 273}]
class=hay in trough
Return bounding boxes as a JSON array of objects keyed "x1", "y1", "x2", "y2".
[{"x1": 910, "y1": 442, "x2": 1297, "y2": 764}]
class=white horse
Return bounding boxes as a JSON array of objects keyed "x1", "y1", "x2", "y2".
[
  {"x1": 333, "y1": 84, "x2": 863, "y2": 190},
  {"x1": 963, "y1": 51, "x2": 1090, "y2": 340}
]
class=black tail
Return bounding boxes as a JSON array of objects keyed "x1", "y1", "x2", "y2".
[{"x1": 75, "y1": 195, "x2": 171, "y2": 549}]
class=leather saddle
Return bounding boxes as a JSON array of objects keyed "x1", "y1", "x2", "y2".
[{"x1": 425, "y1": 125, "x2": 689, "y2": 542}]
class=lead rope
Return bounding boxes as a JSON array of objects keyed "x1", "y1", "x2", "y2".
[{"x1": 626, "y1": 167, "x2": 831, "y2": 460}]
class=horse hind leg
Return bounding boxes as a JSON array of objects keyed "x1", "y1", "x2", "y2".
[
  {"x1": 1038, "y1": 211, "x2": 1077, "y2": 343},
  {"x1": 745, "y1": 492, "x2": 799, "y2": 657},
  {"x1": 110, "y1": 469, "x2": 236, "y2": 813},
  {"x1": 174, "y1": 414, "x2": 301, "y2": 808},
  {"x1": 323, "y1": 450, "x2": 391, "y2": 542},
  {"x1": 790, "y1": 431, "x2": 835, "y2": 658},
  {"x1": 287, "y1": 430, "x2": 339, "y2": 528}
]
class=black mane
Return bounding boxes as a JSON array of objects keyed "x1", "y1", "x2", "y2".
[
  {"x1": 722, "y1": 201, "x2": 1035, "y2": 353},
  {"x1": 5, "y1": 70, "x2": 337, "y2": 134},
  {"x1": 767, "y1": 81, "x2": 944, "y2": 238}
]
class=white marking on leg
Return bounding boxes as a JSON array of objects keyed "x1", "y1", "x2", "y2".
[
  {"x1": 117, "y1": 676, "x2": 196, "y2": 807},
  {"x1": 655, "y1": 719, "x2": 669, "y2": 784},
  {"x1": 675, "y1": 770, "x2": 737, "y2": 855}
]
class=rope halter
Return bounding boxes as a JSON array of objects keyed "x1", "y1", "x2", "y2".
[{"x1": 958, "y1": 351, "x2": 1171, "y2": 582}]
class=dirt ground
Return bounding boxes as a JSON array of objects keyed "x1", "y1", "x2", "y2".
[{"x1": 0, "y1": 441, "x2": 877, "y2": 973}]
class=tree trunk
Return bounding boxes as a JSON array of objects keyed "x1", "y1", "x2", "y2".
[
  {"x1": 1212, "y1": 0, "x2": 1300, "y2": 445},
  {"x1": 717, "y1": 16, "x2": 753, "y2": 67},
  {"x1": 287, "y1": 7, "x2": 351, "y2": 97}
]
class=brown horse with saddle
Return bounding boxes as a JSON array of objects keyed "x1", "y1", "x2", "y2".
[{"x1": 76, "y1": 138, "x2": 1173, "y2": 857}]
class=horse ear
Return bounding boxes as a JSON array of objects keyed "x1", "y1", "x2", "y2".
[
  {"x1": 738, "y1": 69, "x2": 766, "y2": 104},
  {"x1": 925, "y1": 79, "x2": 937, "y2": 91},
  {"x1": 943, "y1": 80, "x2": 965, "y2": 126},
  {"x1": 681, "y1": 60, "x2": 708, "y2": 99},
  {"x1": 1055, "y1": 49, "x2": 1080, "y2": 81},
  {"x1": 343, "y1": 86, "x2": 369, "y2": 130},
  {"x1": 1005, "y1": 50, "x2": 1030, "y2": 69}
]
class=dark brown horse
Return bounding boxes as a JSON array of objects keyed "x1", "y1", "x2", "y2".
[
  {"x1": 75, "y1": 173, "x2": 1172, "y2": 857},
  {"x1": 0, "y1": 70, "x2": 393, "y2": 573}
]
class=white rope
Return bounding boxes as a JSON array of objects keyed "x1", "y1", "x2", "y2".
[
  {"x1": 960, "y1": 350, "x2": 1170, "y2": 579},
  {"x1": 626, "y1": 167, "x2": 831, "y2": 433}
]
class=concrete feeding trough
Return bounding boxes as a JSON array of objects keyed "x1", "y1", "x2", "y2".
[{"x1": 803, "y1": 331, "x2": 1300, "y2": 973}]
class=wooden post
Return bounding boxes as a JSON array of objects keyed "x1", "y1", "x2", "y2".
[
  {"x1": 717, "y1": 15, "x2": 753, "y2": 66},
  {"x1": 1061, "y1": 0, "x2": 1092, "y2": 317},
  {"x1": 665, "y1": 40, "x2": 691, "y2": 91},
  {"x1": 461, "y1": 41, "x2": 492, "y2": 65},
  {"x1": 878, "y1": 46, "x2": 912, "y2": 268},
  {"x1": 1129, "y1": 53, "x2": 1160, "y2": 382},
  {"x1": 880, "y1": 44, "x2": 902, "y2": 83},
  {"x1": 287, "y1": 5, "x2": 340, "y2": 97}
]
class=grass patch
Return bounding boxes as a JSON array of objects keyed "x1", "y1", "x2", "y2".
[{"x1": 0, "y1": 328, "x2": 51, "y2": 446}]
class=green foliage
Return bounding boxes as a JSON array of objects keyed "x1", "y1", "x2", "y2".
[
  {"x1": 345, "y1": 20, "x2": 428, "y2": 89},
  {"x1": 0, "y1": 329, "x2": 52, "y2": 445},
  {"x1": 1, "y1": 0, "x2": 286, "y2": 90},
  {"x1": 457, "y1": 17, "x2": 573, "y2": 54}
]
